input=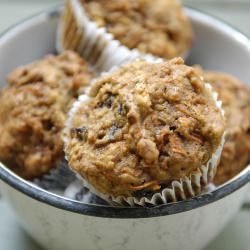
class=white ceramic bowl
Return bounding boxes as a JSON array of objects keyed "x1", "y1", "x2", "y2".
[{"x1": 0, "y1": 7, "x2": 250, "y2": 250}]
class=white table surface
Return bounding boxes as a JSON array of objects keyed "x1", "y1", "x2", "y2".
[{"x1": 0, "y1": 1, "x2": 250, "y2": 250}]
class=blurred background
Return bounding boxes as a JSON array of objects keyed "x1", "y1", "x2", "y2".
[{"x1": 0, "y1": 0, "x2": 249, "y2": 36}]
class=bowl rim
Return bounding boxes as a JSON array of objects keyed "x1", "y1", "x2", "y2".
[{"x1": 0, "y1": 6, "x2": 249, "y2": 219}]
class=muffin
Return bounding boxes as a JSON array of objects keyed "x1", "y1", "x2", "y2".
[
  {"x1": 58, "y1": 0, "x2": 193, "y2": 70},
  {"x1": 65, "y1": 58, "x2": 225, "y2": 205},
  {"x1": 203, "y1": 71, "x2": 250, "y2": 185},
  {"x1": 0, "y1": 51, "x2": 94, "y2": 179}
]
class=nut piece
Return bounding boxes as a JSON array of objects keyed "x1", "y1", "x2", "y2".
[{"x1": 137, "y1": 138, "x2": 159, "y2": 164}]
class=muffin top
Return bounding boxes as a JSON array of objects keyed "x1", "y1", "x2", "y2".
[
  {"x1": 80, "y1": 0, "x2": 193, "y2": 59},
  {"x1": 65, "y1": 58, "x2": 225, "y2": 197},
  {"x1": 0, "y1": 51, "x2": 94, "y2": 179},
  {"x1": 203, "y1": 71, "x2": 250, "y2": 184}
]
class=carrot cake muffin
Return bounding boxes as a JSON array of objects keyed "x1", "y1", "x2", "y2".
[
  {"x1": 0, "y1": 51, "x2": 94, "y2": 179},
  {"x1": 63, "y1": 0, "x2": 193, "y2": 60},
  {"x1": 65, "y1": 58, "x2": 225, "y2": 198},
  {"x1": 203, "y1": 71, "x2": 250, "y2": 185}
]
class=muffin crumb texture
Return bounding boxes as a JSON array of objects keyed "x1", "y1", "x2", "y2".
[
  {"x1": 0, "y1": 51, "x2": 94, "y2": 179},
  {"x1": 80, "y1": 0, "x2": 193, "y2": 59},
  {"x1": 66, "y1": 58, "x2": 225, "y2": 197}
]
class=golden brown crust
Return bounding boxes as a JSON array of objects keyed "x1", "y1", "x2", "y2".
[
  {"x1": 203, "y1": 71, "x2": 250, "y2": 185},
  {"x1": 66, "y1": 58, "x2": 225, "y2": 197},
  {"x1": 80, "y1": 0, "x2": 193, "y2": 59},
  {"x1": 0, "y1": 51, "x2": 94, "y2": 179}
]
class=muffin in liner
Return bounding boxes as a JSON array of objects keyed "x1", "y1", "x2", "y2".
[
  {"x1": 64, "y1": 61, "x2": 225, "y2": 207},
  {"x1": 202, "y1": 70, "x2": 250, "y2": 185},
  {"x1": 193, "y1": 66, "x2": 250, "y2": 186},
  {"x1": 0, "y1": 51, "x2": 94, "y2": 180},
  {"x1": 57, "y1": 0, "x2": 189, "y2": 72}
]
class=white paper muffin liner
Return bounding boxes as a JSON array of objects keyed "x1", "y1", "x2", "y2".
[
  {"x1": 64, "y1": 62, "x2": 225, "y2": 207},
  {"x1": 57, "y1": 0, "x2": 189, "y2": 73}
]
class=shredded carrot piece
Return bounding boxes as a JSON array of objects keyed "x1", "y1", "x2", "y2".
[
  {"x1": 128, "y1": 181, "x2": 160, "y2": 191},
  {"x1": 121, "y1": 167, "x2": 143, "y2": 177},
  {"x1": 169, "y1": 134, "x2": 187, "y2": 156},
  {"x1": 188, "y1": 134, "x2": 203, "y2": 144}
]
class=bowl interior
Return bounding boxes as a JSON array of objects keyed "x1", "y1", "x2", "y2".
[
  {"x1": 0, "y1": 7, "x2": 249, "y2": 217},
  {"x1": 186, "y1": 8, "x2": 250, "y2": 84}
]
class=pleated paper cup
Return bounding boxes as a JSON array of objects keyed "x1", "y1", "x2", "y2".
[
  {"x1": 57, "y1": 0, "x2": 188, "y2": 73},
  {"x1": 64, "y1": 63, "x2": 225, "y2": 207}
]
